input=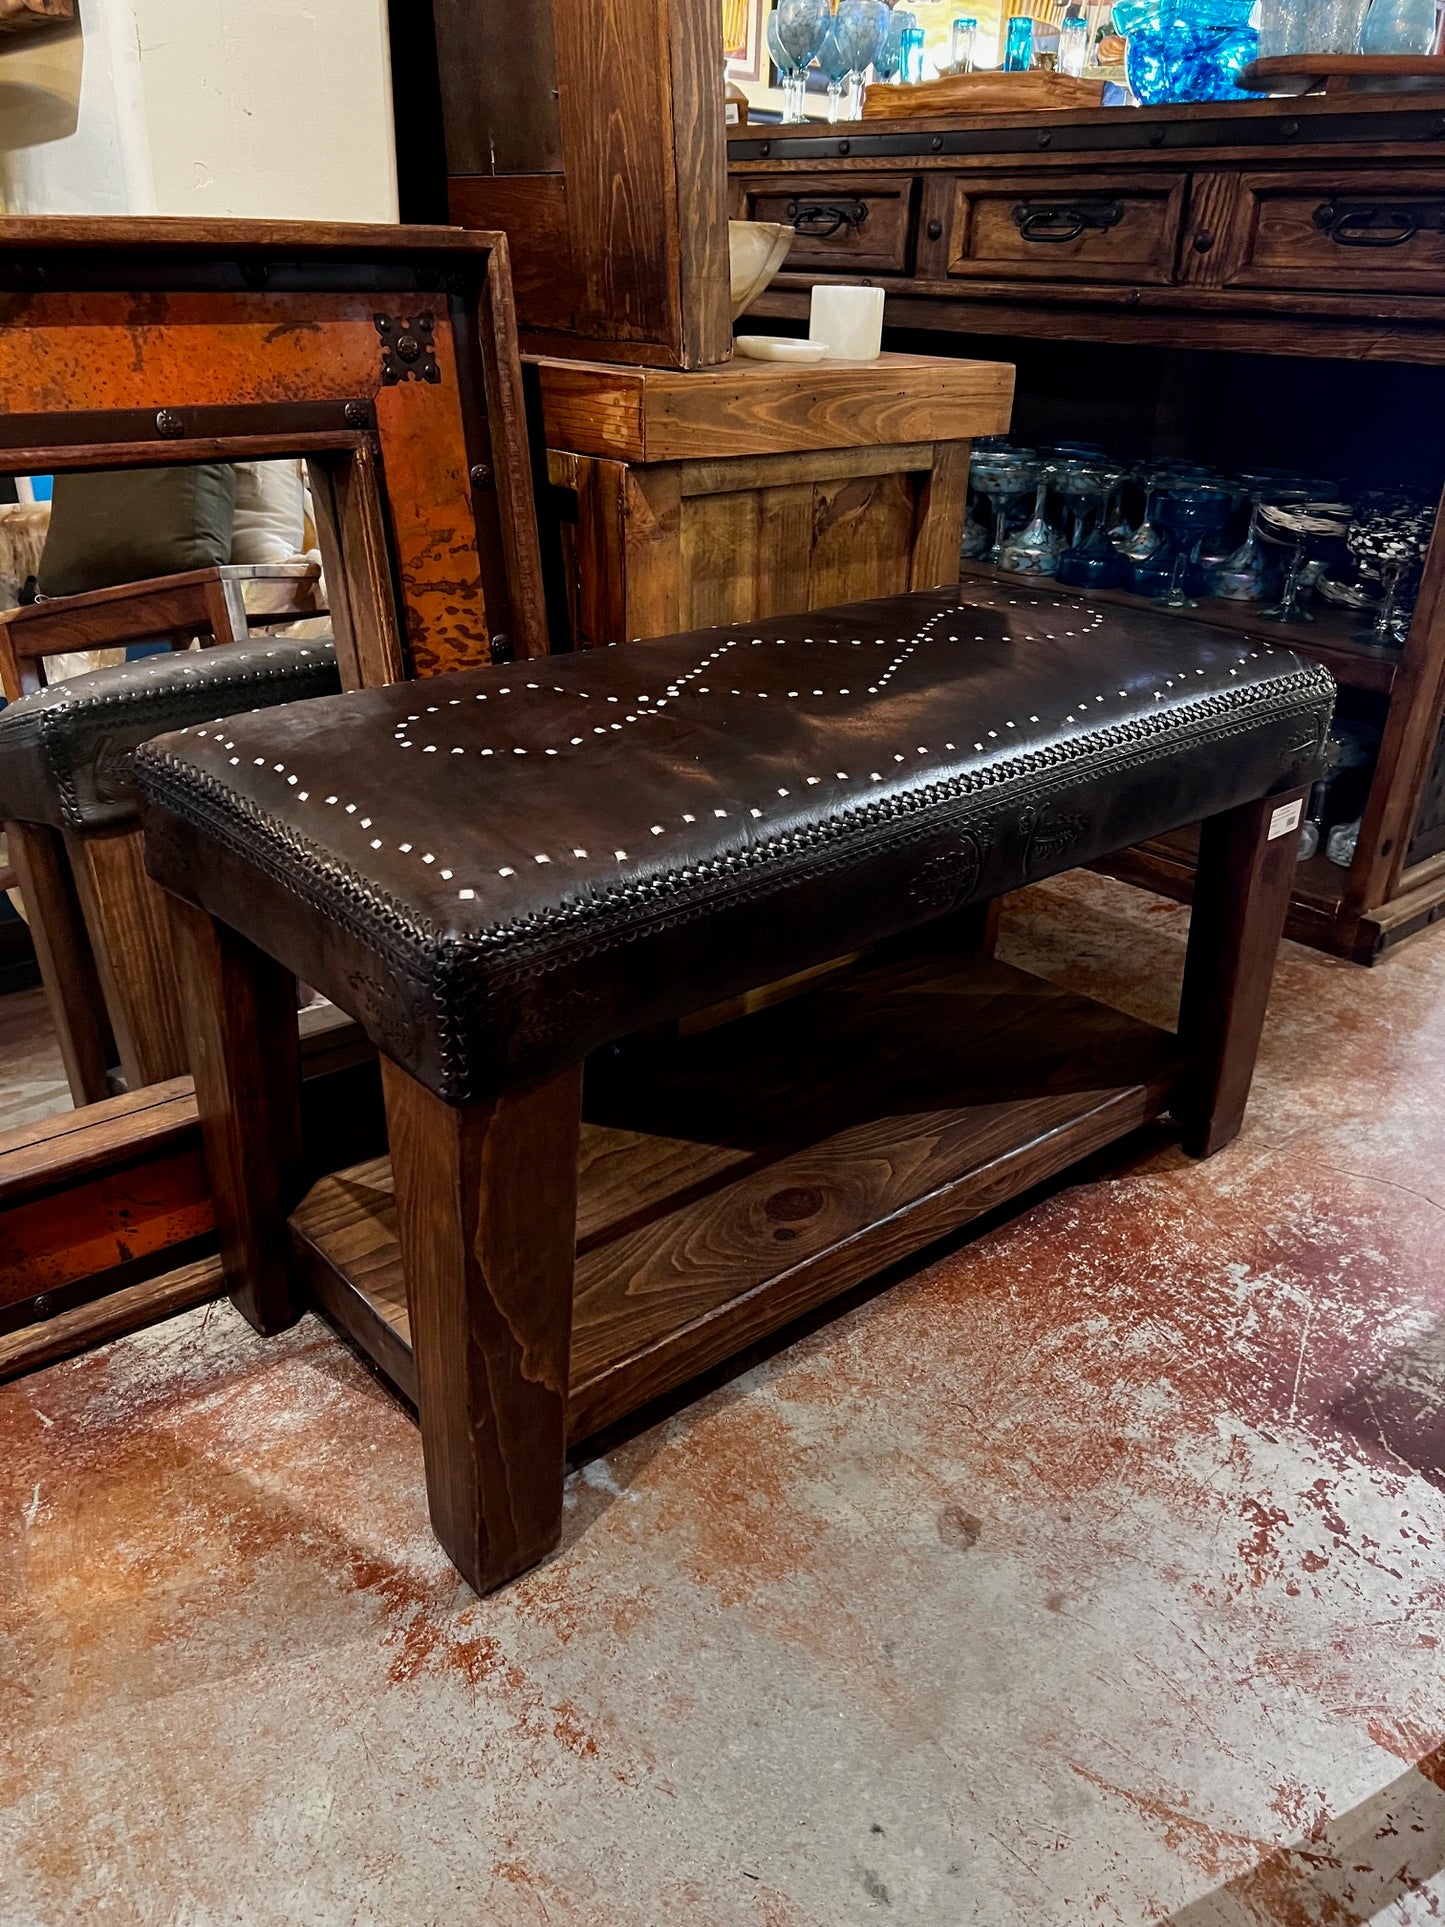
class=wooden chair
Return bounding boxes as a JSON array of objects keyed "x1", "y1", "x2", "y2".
[
  {"x1": 0, "y1": 563, "x2": 328, "y2": 1106},
  {"x1": 0, "y1": 560, "x2": 325, "y2": 700}
]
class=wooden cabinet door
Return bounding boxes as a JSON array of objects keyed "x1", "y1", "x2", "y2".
[
  {"x1": 438, "y1": 0, "x2": 732, "y2": 370},
  {"x1": 1220, "y1": 171, "x2": 1445, "y2": 295},
  {"x1": 941, "y1": 170, "x2": 1189, "y2": 285}
]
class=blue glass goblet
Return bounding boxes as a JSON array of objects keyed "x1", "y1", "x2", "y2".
[
  {"x1": 1057, "y1": 462, "x2": 1130, "y2": 590},
  {"x1": 767, "y1": 13, "x2": 803, "y2": 121},
  {"x1": 877, "y1": 8, "x2": 916, "y2": 81},
  {"x1": 999, "y1": 463, "x2": 1067, "y2": 577},
  {"x1": 1154, "y1": 485, "x2": 1234, "y2": 608},
  {"x1": 776, "y1": 0, "x2": 832, "y2": 119},
  {"x1": 970, "y1": 449, "x2": 1040, "y2": 564},
  {"x1": 815, "y1": 21, "x2": 855, "y2": 121},
  {"x1": 835, "y1": 0, "x2": 890, "y2": 117}
]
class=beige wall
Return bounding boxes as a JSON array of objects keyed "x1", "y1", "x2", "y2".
[{"x1": 0, "y1": 0, "x2": 398, "y2": 219}]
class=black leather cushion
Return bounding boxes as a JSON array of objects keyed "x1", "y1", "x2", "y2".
[
  {"x1": 38, "y1": 465, "x2": 238, "y2": 596},
  {"x1": 136, "y1": 587, "x2": 1334, "y2": 1102},
  {"x1": 0, "y1": 637, "x2": 340, "y2": 832}
]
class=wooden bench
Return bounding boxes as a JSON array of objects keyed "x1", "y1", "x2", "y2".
[{"x1": 136, "y1": 584, "x2": 1334, "y2": 1595}]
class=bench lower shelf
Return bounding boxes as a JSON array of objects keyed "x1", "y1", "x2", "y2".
[{"x1": 290, "y1": 947, "x2": 1182, "y2": 1443}]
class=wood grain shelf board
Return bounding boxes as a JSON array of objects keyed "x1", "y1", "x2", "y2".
[
  {"x1": 531, "y1": 351, "x2": 1016, "y2": 463},
  {"x1": 958, "y1": 561, "x2": 1401, "y2": 693},
  {"x1": 291, "y1": 951, "x2": 1182, "y2": 1440}
]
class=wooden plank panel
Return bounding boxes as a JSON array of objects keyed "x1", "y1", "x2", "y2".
[
  {"x1": 569, "y1": 1078, "x2": 1171, "y2": 1439},
  {"x1": 0, "y1": 1075, "x2": 196, "y2": 1199},
  {"x1": 532, "y1": 352, "x2": 1016, "y2": 463},
  {"x1": 551, "y1": 0, "x2": 684, "y2": 349},
  {"x1": 431, "y1": 0, "x2": 564, "y2": 175},
  {"x1": 640, "y1": 357, "x2": 1015, "y2": 463},
  {"x1": 623, "y1": 466, "x2": 685, "y2": 641},
  {"x1": 807, "y1": 470, "x2": 915, "y2": 610},
  {"x1": 668, "y1": 0, "x2": 733, "y2": 368},
  {"x1": 534, "y1": 361, "x2": 648, "y2": 464},
  {"x1": 910, "y1": 441, "x2": 970, "y2": 592},
  {"x1": 675, "y1": 443, "x2": 936, "y2": 497},
  {"x1": 679, "y1": 487, "x2": 761, "y2": 631},
  {"x1": 450, "y1": 179, "x2": 576, "y2": 335}
]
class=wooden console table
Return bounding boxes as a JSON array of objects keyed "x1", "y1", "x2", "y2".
[
  {"x1": 729, "y1": 93, "x2": 1445, "y2": 962},
  {"x1": 532, "y1": 350, "x2": 1014, "y2": 647}
]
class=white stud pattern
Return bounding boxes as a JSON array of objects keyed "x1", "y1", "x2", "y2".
[{"x1": 173, "y1": 594, "x2": 1287, "y2": 914}]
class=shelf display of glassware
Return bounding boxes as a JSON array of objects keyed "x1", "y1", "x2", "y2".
[
  {"x1": 962, "y1": 441, "x2": 1438, "y2": 650},
  {"x1": 768, "y1": 0, "x2": 931, "y2": 120}
]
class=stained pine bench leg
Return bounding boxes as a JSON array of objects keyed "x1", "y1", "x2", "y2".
[
  {"x1": 1176, "y1": 784, "x2": 1308, "y2": 1160},
  {"x1": 380, "y1": 1059, "x2": 583, "y2": 1595},
  {"x1": 170, "y1": 894, "x2": 303, "y2": 1336}
]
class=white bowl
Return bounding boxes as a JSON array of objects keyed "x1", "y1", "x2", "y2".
[{"x1": 729, "y1": 219, "x2": 795, "y2": 320}]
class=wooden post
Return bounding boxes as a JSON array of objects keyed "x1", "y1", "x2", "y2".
[
  {"x1": 168, "y1": 895, "x2": 303, "y2": 1333},
  {"x1": 65, "y1": 825, "x2": 187, "y2": 1089},
  {"x1": 1175, "y1": 785, "x2": 1307, "y2": 1158},
  {"x1": 200, "y1": 572, "x2": 248, "y2": 645},
  {"x1": 306, "y1": 445, "x2": 408, "y2": 691},
  {"x1": 381, "y1": 1057, "x2": 584, "y2": 1595},
  {"x1": 6, "y1": 819, "x2": 115, "y2": 1106},
  {"x1": 909, "y1": 440, "x2": 972, "y2": 591}
]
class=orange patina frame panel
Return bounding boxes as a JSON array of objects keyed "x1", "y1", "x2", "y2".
[{"x1": 0, "y1": 221, "x2": 546, "y2": 677}]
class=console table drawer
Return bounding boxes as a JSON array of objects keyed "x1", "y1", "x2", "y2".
[
  {"x1": 940, "y1": 171, "x2": 1188, "y2": 284},
  {"x1": 1223, "y1": 171, "x2": 1445, "y2": 293},
  {"x1": 737, "y1": 174, "x2": 917, "y2": 274}
]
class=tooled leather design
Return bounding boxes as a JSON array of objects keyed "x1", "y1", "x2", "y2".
[
  {"x1": 139, "y1": 658, "x2": 1333, "y2": 1100},
  {"x1": 1020, "y1": 804, "x2": 1089, "y2": 875},
  {"x1": 909, "y1": 828, "x2": 991, "y2": 915}
]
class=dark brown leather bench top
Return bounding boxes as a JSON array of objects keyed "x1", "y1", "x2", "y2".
[
  {"x1": 136, "y1": 586, "x2": 1333, "y2": 1100},
  {"x1": 0, "y1": 637, "x2": 339, "y2": 833}
]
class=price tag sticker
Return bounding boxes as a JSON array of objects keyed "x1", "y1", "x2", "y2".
[{"x1": 1268, "y1": 798, "x2": 1303, "y2": 841}]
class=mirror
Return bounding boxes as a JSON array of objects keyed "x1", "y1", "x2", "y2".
[{"x1": 0, "y1": 453, "x2": 334, "y2": 1142}]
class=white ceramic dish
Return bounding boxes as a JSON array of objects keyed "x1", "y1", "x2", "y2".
[{"x1": 733, "y1": 335, "x2": 830, "y2": 363}]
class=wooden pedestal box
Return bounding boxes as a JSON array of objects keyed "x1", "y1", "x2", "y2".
[{"x1": 531, "y1": 350, "x2": 1016, "y2": 648}]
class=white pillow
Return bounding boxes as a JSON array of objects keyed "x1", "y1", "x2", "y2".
[{"x1": 231, "y1": 460, "x2": 306, "y2": 563}]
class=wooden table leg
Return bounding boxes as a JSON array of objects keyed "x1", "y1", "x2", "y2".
[
  {"x1": 168, "y1": 894, "x2": 303, "y2": 1333},
  {"x1": 66, "y1": 825, "x2": 188, "y2": 1090},
  {"x1": 1175, "y1": 785, "x2": 1308, "y2": 1159},
  {"x1": 5, "y1": 818, "x2": 115, "y2": 1106},
  {"x1": 381, "y1": 1058, "x2": 584, "y2": 1595}
]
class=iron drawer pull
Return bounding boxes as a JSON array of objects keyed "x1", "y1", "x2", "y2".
[
  {"x1": 1312, "y1": 200, "x2": 1445, "y2": 247},
  {"x1": 785, "y1": 198, "x2": 869, "y2": 238},
  {"x1": 1011, "y1": 198, "x2": 1124, "y2": 243}
]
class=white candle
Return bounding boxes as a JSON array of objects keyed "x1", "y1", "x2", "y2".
[{"x1": 808, "y1": 284, "x2": 885, "y2": 361}]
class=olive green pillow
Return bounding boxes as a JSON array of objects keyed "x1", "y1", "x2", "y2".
[{"x1": 38, "y1": 464, "x2": 238, "y2": 597}]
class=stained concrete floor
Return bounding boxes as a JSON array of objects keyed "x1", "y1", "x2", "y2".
[{"x1": 4, "y1": 871, "x2": 1445, "y2": 1926}]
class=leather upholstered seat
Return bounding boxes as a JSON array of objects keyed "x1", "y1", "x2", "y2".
[
  {"x1": 137, "y1": 589, "x2": 1333, "y2": 1102},
  {"x1": 0, "y1": 635, "x2": 340, "y2": 832},
  {"x1": 0, "y1": 636, "x2": 342, "y2": 1105}
]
